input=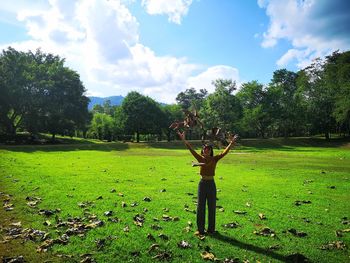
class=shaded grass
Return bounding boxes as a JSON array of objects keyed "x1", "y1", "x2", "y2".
[{"x1": 0, "y1": 138, "x2": 350, "y2": 262}]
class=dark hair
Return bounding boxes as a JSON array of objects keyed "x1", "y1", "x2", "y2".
[{"x1": 201, "y1": 145, "x2": 214, "y2": 157}]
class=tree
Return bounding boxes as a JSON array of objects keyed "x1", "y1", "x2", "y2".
[
  {"x1": 0, "y1": 47, "x2": 90, "y2": 140},
  {"x1": 162, "y1": 104, "x2": 183, "y2": 141},
  {"x1": 299, "y1": 57, "x2": 336, "y2": 139},
  {"x1": 201, "y1": 79, "x2": 242, "y2": 133},
  {"x1": 88, "y1": 112, "x2": 114, "y2": 141},
  {"x1": 0, "y1": 47, "x2": 32, "y2": 136},
  {"x1": 325, "y1": 51, "x2": 350, "y2": 135},
  {"x1": 176, "y1": 87, "x2": 207, "y2": 110},
  {"x1": 236, "y1": 81, "x2": 270, "y2": 137},
  {"x1": 267, "y1": 69, "x2": 304, "y2": 137},
  {"x1": 120, "y1": 92, "x2": 166, "y2": 142}
]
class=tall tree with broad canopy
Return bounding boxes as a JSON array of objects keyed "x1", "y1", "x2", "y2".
[
  {"x1": 299, "y1": 57, "x2": 337, "y2": 139},
  {"x1": 236, "y1": 81, "x2": 271, "y2": 138},
  {"x1": 267, "y1": 69, "x2": 304, "y2": 137},
  {"x1": 120, "y1": 91, "x2": 166, "y2": 142},
  {"x1": 201, "y1": 79, "x2": 242, "y2": 133},
  {"x1": 176, "y1": 87, "x2": 208, "y2": 110},
  {"x1": 0, "y1": 47, "x2": 90, "y2": 140},
  {"x1": 0, "y1": 47, "x2": 32, "y2": 136}
]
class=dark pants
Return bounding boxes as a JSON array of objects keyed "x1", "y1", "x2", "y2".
[{"x1": 197, "y1": 179, "x2": 216, "y2": 234}]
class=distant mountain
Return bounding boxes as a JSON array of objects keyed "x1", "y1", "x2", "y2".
[{"x1": 88, "y1": 96, "x2": 124, "y2": 110}]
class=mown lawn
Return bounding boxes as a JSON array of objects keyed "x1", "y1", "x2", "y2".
[{"x1": 0, "y1": 138, "x2": 349, "y2": 262}]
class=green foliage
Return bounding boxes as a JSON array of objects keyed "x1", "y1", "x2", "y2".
[
  {"x1": 176, "y1": 87, "x2": 207, "y2": 110},
  {"x1": 201, "y1": 79, "x2": 242, "y2": 131},
  {"x1": 237, "y1": 81, "x2": 270, "y2": 137},
  {"x1": 88, "y1": 112, "x2": 114, "y2": 141},
  {"x1": 0, "y1": 47, "x2": 89, "y2": 140},
  {"x1": 120, "y1": 91, "x2": 167, "y2": 142}
]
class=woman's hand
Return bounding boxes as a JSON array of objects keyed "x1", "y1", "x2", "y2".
[
  {"x1": 177, "y1": 131, "x2": 186, "y2": 141},
  {"x1": 228, "y1": 134, "x2": 239, "y2": 144}
]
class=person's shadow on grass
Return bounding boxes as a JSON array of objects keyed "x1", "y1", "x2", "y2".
[{"x1": 211, "y1": 232, "x2": 309, "y2": 262}]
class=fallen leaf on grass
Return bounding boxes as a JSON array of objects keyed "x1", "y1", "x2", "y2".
[
  {"x1": 123, "y1": 226, "x2": 129, "y2": 232},
  {"x1": 104, "y1": 211, "x2": 113, "y2": 216},
  {"x1": 158, "y1": 233, "x2": 169, "y2": 240},
  {"x1": 253, "y1": 227, "x2": 276, "y2": 237},
  {"x1": 223, "y1": 258, "x2": 240, "y2": 263},
  {"x1": 43, "y1": 220, "x2": 51, "y2": 226},
  {"x1": 303, "y1": 179, "x2": 314, "y2": 185},
  {"x1": 118, "y1": 192, "x2": 124, "y2": 197},
  {"x1": 38, "y1": 209, "x2": 60, "y2": 216},
  {"x1": 9, "y1": 222, "x2": 22, "y2": 227},
  {"x1": 285, "y1": 253, "x2": 310, "y2": 263},
  {"x1": 95, "y1": 238, "x2": 106, "y2": 250},
  {"x1": 294, "y1": 200, "x2": 312, "y2": 206},
  {"x1": 287, "y1": 228, "x2": 307, "y2": 237},
  {"x1": 177, "y1": 240, "x2": 191, "y2": 248},
  {"x1": 110, "y1": 189, "x2": 116, "y2": 193},
  {"x1": 162, "y1": 214, "x2": 171, "y2": 221},
  {"x1": 151, "y1": 224, "x2": 162, "y2": 230},
  {"x1": 268, "y1": 244, "x2": 281, "y2": 250},
  {"x1": 258, "y1": 213, "x2": 266, "y2": 220},
  {"x1": 341, "y1": 217, "x2": 349, "y2": 225},
  {"x1": 107, "y1": 217, "x2": 120, "y2": 223},
  {"x1": 130, "y1": 251, "x2": 141, "y2": 257},
  {"x1": 96, "y1": 196, "x2": 103, "y2": 200},
  {"x1": 143, "y1": 197, "x2": 152, "y2": 202},
  {"x1": 37, "y1": 237, "x2": 68, "y2": 252},
  {"x1": 147, "y1": 233, "x2": 156, "y2": 241},
  {"x1": 152, "y1": 251, "x2": 172, "y2": 261},
  {"x1": 320, "y1": 241, "x2": 346, "y2": 250},
  {"x1": 85, "y1": 220, "x2": 104, "y2": 229},
  {"x1": 3, "y1": 203, "x2": 14, "y2": 211},
  {"x1": 80, "y1": 253, "x2": 96, "y2": 263},
  {"x1": 133, "y1": 214, "x2": 145, "y2": 227},
  {"x1": 222, "y1": 222, "x2": 240, "y2": 228},
  {"x1": 121, "y1": 201, "x2": 127, "y2": 208},
  {"x1": 233, "y1": 210, "x2": 247, "y2": 215},
  {"x1": 201, "y1": 251, "x2": 215, "y2": 261},
  {"x1": 184, "y1": 226, "x2": 191, "y2": 233},
  {"x1": 148, "y1": 243, "x2": 160, "y2": 253},
  {"x1": 160, "y1": 189, "x2": 166, "y2": 192},
  {"x1": 2, "y1": 256, "x2": 25, "y2": 263},
  {"x1": 302, "y1": 218, "x2": 311, "y2": 223},
  {"x1": 130, "y1": 202, "x2": 138, "y2": 207},
  {"x1": 77, "y1": 201, "x2": 94, "y2": 208},
  {"x1": 184, "y1": 208, "x2": 196, "y2": 213}
]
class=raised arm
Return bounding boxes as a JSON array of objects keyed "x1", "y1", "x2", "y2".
[
  {"x1": 177, "y1": 131, "x2": 203, "y2": 162},
  {"x1": 215, "y1": 134, "x2": 239, "y2": 161}
]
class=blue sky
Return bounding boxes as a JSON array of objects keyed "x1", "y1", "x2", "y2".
[{"x1": 1, "y1": 0, "x2": 349, "y2": 103}]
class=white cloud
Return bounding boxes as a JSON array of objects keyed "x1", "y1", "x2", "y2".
[
  {"x1": 187, "y1": 66, "x2": 241, "y2": 94},
  {"x1": 141, "y1": 0, "x2": 193, "y2": 24},
  {"x1": 259, "y1": 0, "x2": 350, "y2": 68},
  {"x1": 1, "y1": 0, "x2": 241, "y2": 104}
]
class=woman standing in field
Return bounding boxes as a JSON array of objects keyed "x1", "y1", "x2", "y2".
[{"x1": 177, "y1": 131, "x2": 238, "y2": 236}]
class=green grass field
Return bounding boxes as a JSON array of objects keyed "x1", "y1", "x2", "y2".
[{"x1": 1, "y1": 138, "x2": 350, "y2": 262}]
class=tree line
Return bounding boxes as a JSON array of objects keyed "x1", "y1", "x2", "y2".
[{"x1": 0, "y1": 47, "x2": 349, "y2": 143}]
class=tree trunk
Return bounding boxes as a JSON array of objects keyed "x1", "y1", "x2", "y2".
[
  {"x1": 136, "y1": 131, "x2": 140, "y2": 142},
  {"x1": 325, "y1": 131, "x2": 330, "y2": 140},
  {"x1": 52, "y1": 133, "x2": 56, "y2": 141},
  {"x1": 166, "y1": 130, "x2": 171, "y2": 142}
]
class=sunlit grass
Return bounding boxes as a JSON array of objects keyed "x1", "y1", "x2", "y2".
[{"x1": 0, "y1": 139, "x2": 349, "y2": 262}]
